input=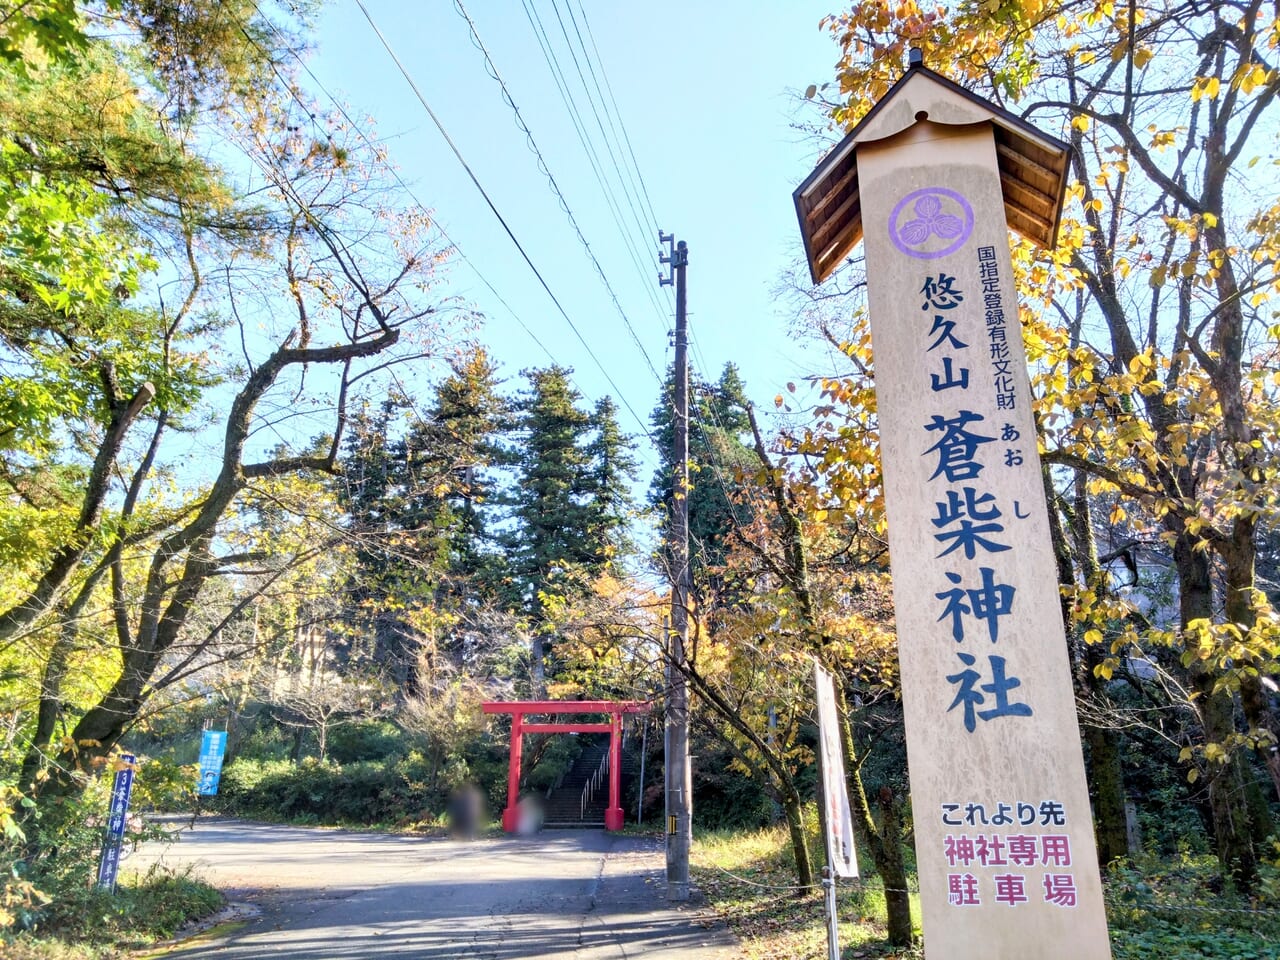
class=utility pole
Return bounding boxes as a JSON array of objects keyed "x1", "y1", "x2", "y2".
[{"x1": 659, "y1": 231, "x2": 691, "y2": 901}]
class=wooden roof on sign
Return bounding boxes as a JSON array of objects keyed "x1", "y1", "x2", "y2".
[{"x1": 794, "y1": 56, "x2": 1072, "y2": 285}]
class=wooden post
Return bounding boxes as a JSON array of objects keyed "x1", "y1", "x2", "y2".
[
  {"x1": 794, "y1": 54, "x2": 1109, "y2": 960},
  {"x1": 665, "y1": 237, "x2": 692, "y2": 901}
]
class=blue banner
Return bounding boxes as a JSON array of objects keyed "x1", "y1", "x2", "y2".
[
  {"x1": 96, "y1": 754, "x2": 136, "y2": 892},
  {"x1": 197, "y1": 729, "x2": 228, "y2": 796}
]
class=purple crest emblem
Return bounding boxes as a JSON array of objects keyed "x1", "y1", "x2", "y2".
[{"x1": 889, "y1": 187, "x2": 975, "y2": 260}]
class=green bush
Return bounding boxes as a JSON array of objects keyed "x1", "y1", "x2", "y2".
[
  {"x1": 691, "y1": 741, "x2": 775, "y2": 830},
  {"x1": 38, "y1": 866, "x2": 221, "y2": 943},
  {"x1": 326, "y1": 721, "x2": 406, "y2": 765},
  {"x1": 1105, "y1": 856, "x2": 1280, "y2": 960},
  {"x1": 211, "y1": 754, "x2": 445, "y2": 825},
  {"x1": 3, "y1": 866, "x2": 222, "y2": 956}
]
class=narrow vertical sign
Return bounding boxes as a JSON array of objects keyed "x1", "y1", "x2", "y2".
[
  {"x1": 814, "y1": 660, "x2": 858, "y2": 878},
  {"x1": 197, "y1": 729, "x2": 228, "y2": 796},
  {"x1": 856, "y1": 122, "x2": 1111, "y2": 955},
  {"x1": 96, "y1": 754, "x2": 136, "y2": 892}
]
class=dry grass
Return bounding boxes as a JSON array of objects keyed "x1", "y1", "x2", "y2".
[{"x1": 691, "y1": 825, "x2": 923, "y2": 960}]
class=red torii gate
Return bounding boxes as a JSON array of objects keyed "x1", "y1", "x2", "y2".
[{"x1": 482, "y1": 700, "x2": 650, "y2": 832}]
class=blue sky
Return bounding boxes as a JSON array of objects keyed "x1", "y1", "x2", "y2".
[{"x1": 305, "y1": 1, "x2": 843, "y2": 472}]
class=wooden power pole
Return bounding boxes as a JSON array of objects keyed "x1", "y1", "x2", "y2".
[{"x1": 659, "y1": 231, "x2": 691, "y2": 901}]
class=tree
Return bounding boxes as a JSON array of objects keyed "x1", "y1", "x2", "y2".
[
  {"x1": 410, "y1": 347, "x2": 510, "y2": 596},
  {"x1": 334, "y1": 348, "x2": 509, "y2": 687},
  {"x1": 651, "y1": 362, "x2": 757, "y2": 586},
  {"x1": 743, "y1": 402, "x2": 909, "y2": 941},
  {"x1": 505, "y1": 366, "x2": 635, "y2": 689},
  {"x1": 581, "y1": 396, "x2": 638, "y2": 569},
  {"x1": 4, "y1": 7, "x2": 457, "y2": 815},
  {"x1": 818, "y1": 0, "x2": 1280, "y2": 886}
]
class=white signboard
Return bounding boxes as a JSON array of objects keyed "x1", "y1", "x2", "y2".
[
  {"x1": 857, "y1": 119, "x2": 1111, "y2": 958},
  {"x1": 815, "y1": 659, "x2": 858, "y2": 878}
]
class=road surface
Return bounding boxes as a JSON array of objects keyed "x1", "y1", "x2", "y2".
[{"x1": 130, "y1": 818, "x2": 740, "y2": 959}]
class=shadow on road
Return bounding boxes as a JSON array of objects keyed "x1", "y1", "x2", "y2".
[{"x1": 135, "y1": 820, "x2": 737, "y2": 959}]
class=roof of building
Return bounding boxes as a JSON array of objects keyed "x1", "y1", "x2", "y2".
[{"x1": 794, "y1": 52, "x2": 1072, "y2": 284}]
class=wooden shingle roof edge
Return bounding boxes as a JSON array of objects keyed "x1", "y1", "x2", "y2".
[{"x1": 794, "y1": 54, "x2": 1073, "y2": 285}]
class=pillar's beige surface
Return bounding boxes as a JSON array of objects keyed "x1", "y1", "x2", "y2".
[{"x1": 858, "y1": 120, "x2": 1111, "y2": 959}]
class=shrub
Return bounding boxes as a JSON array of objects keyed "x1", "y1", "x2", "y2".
[
  {"x1": 326, "y1": 721, "x2": 405, "y2": 765},
  {"x1": 211, "y1": 754, "x2": 446, "y2": 826}
]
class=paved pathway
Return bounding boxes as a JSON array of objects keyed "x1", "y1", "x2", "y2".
[{"x1": 130, "y1": 818, "x2": 740, "y2": 959}]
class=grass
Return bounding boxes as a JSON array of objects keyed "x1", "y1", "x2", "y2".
[
  {"x1": 1, "y1": 867, "x2": 224, "y2": 960},
  {"x1": 691, "y1": 825, "x2": 1280, "y2": 960},
  {"x1": 692, "y1": 826, "x2": 922, "y2": 959}
]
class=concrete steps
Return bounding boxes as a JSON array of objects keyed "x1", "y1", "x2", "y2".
[{"x1": 543, "y1": 740, "x2": 609, "y2": 827}]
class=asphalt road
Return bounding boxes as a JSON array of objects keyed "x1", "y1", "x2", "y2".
[{"x1": 130, "y1": 818, "x2": 740, "y2": 959}]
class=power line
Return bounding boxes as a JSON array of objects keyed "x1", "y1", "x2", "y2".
[
  {"x1": 575, "y1": 2, "x2": 668, "y2": 265},
  {"x1": 262, "y1": 22, "x2": 561, "y2": 368},
  {"x1": 237, "y1": 2, "x2": 660, "y2": 474},
  {"x1": 519, "y1": 0, "x2": 669, "y2": 325},
  {"x1": 450, "y1": 0, "x2": 663, "y2": 384},
  {"x1": 545, "y1": 0, "x2": 664, "y2": 329},
  {"x1": 351, "y1": 0, "x2": 659, "y2": 443}
]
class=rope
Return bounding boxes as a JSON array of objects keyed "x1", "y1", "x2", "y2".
[
  {"x1": 700, "y1": 861, "x2": 1279, "y2": 919},
  {"x1": 1105, "y1": 895, "x2": 1280, "y2": 918},
  {"x1": 698, "y1": 861, "x2": 919, "y2": 896}
]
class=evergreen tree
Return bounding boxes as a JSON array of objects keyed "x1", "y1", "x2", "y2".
[
  {"x1": 650, "y1": 362, "x2": 757, "y2": 581},
  {"x1": 408, "y1": 347, "x2": 510, "y2": 599},
  {"x1": 506, "y1": 366, "x2": 641, "y2": 689},
  {"x1": 506, "y1": 365, "x2": 595, "y2": 610},
  {"x1": 334, "y1": 349, "x2": 509, "y2": 687},
  {"x1": 582, "y1": 396, "x2": 638, "y2": 569}
]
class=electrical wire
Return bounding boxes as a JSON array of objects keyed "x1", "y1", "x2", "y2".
[
  {"x1": 575, "y1": 0, "x2": 665, "y2": 250},
  {"x1": 350, "y1": 0, "x2": 660, "y2": 445},
  {"x1": 449, "y1": 0, "x2": 663, "y2": 385},
  {"x1": 520, "y1": 0, "x2": 669, "y2": 325},
  {"x1": 543, "y1": 0, "x2": 664, "y2": 329},
  {"x1": 251, "y1": 8, "x2": 562, "y2": 372},
  {"x1": 235, "y1": 2, "x2": 661, "y2": 476}
]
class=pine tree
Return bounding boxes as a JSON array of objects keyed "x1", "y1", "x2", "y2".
[
  {"x1": 334, "y1": 349, "x2": 509, "y2": 686},
  {"x1": 582, "y1": 396, "x2": 638, "y2": 570},
  {"x1": 407, "y1": 347, "x2": 510, "y2": 597},
  {"x1": 650, "y1": 362, "x2": 757, "y2": 581},
  {"x1": 506, "y1": 365, "x2": 595, "y2": 609},
  {"x1": 505, "y1": 365, "x2": 631, "y2": 690}
]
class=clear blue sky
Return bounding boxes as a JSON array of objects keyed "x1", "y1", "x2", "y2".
[{"x1": 309, "y1": 1, "x2": 842, "y2": 471}]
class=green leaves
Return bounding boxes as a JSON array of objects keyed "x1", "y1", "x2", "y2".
[{"x1": 0, "y1": 0, "x2": 93, "y2": 76}]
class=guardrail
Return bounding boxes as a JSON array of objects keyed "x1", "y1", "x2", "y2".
[{"x1": 581, "y1": 749, "x2": 609, "y2": 821}]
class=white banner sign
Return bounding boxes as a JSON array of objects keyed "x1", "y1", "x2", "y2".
[{"x1": 815, "y1": 659, "x2": 858, "y2": 879}]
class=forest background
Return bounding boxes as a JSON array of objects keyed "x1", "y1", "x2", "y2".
[{"x1": 2, "y1": 1, "x2": 1280, "y2": 958}]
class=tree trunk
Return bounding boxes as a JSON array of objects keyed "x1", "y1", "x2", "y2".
[
  {"x1": 1176, "y1": 535, "x2": 1258, "y2": 886},
  {"x1": 530, "y1": 634, "x2": 546, "y2": 698},
  {"x1": 781, "y1": 785, "x2": 814, "y2": 890},
  {"x1": 1239, "y1": 672, "x2": 1280, "y2": 803},
  {"x1": 835, "y1": 682, "x2": 913, "y2": 947},
  {"x1": 1048, "y1": 463, "x2": 1132, "y2": 866},
  {"x1": 1219, "y1": 521, "x2": 1280, "y2": 804},
  {"x1": 686, "y1": 670, "x2": 814, "y2": 888},
  {"x1": 876, "y1": 785, "x2": 912, "y2": 946},
  {"x1": 1084, "y1": 725, "x2": 1129, "y2": 865}
]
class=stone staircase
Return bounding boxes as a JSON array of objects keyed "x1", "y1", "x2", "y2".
[
  {"x1": 539, "y1": 724, "x2": 649, "y2": 829},
  {"x1": 543, "y1": 738, "x2": 610, "y2": 828}
]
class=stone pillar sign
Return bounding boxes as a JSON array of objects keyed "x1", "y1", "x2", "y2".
[{"x1": 795, "y1": 56, "x2": 1111, "y2": 959}]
